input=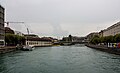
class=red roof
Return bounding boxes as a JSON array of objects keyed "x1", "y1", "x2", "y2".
[{"x1": 26, "y1": 37, "x2": 52, "y2": 42}]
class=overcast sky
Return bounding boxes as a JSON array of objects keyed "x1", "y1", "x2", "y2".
[{"x1": 1, "y1": 0, "x2": 120, "y2": 38}]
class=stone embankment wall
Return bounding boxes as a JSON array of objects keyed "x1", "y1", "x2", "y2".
[
  {"x1": 85, "y1": 44, "x2": 120, "y2": 55},
  {"x1": 0, "y1": 46, "x2": 16, "y2": 54}
]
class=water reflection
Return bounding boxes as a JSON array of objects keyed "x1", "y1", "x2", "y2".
[
  {"x1": 0, "y1": 55, "x2": 6, "y2": 73},
  {"x1": 0, "y1": 46, "x2": 120, "y2": 73}
]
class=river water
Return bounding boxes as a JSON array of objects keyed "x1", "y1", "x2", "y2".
[{"x1": 0, "y1": 45, "x2": 120, "y2": 73}]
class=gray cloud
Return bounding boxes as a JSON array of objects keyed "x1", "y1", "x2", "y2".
[{"x1": 1, "y1": 0, "x2": 120, "y2": 37}]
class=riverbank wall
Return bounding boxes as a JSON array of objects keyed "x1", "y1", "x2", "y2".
[
  {"x1": 0, "y1": 46, "x2": 16, "y2": 54},
  {"x1": 85, "y1": 44, "x2": 120, "y2": 55}
]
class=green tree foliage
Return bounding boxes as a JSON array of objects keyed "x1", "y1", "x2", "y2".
[
  {"x1": 99, "y1": 37, "x2": 104, "y2": 43},
  {"x1": 90, "y1": 35, "x2": 100, "y2": 44},
  {"x1": 114, "y1": 34, "x2": 120, "y2": 43},
  {"x1": 104, "y1": 35, "x2": 114, "y2": 43},
  {"x1": 69, "y1": 35, "x2": 72, "y2": 42},
  {"x1": 5, "y1": 34, "x2": 25, "y2": 46},
  {"x1": 90, "y1": 34, "x2": 120, "y2": 44}
]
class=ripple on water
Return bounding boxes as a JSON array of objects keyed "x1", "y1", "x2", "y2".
[{"x1": 0, "y1": 46, "x2": 120, "y2": 73}]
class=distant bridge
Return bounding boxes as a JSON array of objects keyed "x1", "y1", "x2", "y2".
[
  {"x1": 60, "y1": 41, "x2": 88, "y2": 45},
  {"x1": 71, "y1": 41, "x2": 88, "y2": 44}
]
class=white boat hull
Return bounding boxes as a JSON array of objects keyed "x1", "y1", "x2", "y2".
[{"x1": 23, "y1": 45, "x2": 35, "y2": 51}]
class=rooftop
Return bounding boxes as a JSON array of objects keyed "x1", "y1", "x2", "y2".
[
  {"x1": 0, "y1": 5, "x2": 4, "y2": 9},
  {"x1": 107, "y1": 21, "x2": 120, "y2": 30},
  {"x1": 24, "y1": 34, "x2": 39, "y2": 38},
  {"x1": 27, "y1": 37, "x2": 52, "y2": 42}
]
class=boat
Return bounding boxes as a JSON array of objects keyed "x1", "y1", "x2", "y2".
[
  {"x1": 22, "y1": 45, "x2": 35, "y2": 51},
  {"x1": 16, "y1": 44, "x2": 23, "y2": 50},
  {"x1": 22, "y1": 27, "x2": 35, "y2": 51}
]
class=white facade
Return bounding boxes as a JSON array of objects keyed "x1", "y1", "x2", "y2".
[
  {"x1": 26, "y1": 40, "x2": 53, "y2": 47},
  {"x1": 103, "y1": 22, "x2": 120, "y2": 36}
]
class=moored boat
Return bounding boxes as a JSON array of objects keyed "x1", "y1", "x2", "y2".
[{"x1": 22, "y1": 45, "x2": 35, "y2": 51}]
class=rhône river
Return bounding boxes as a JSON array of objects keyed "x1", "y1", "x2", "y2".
[{"x1": 0, "y1": 45, "x2": 120, "y2": 73}]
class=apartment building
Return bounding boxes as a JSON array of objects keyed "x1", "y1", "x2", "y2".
[
  {"x1": 102, "y1": 22, "x2": 120, "y2": 37},
  {"x1": 0, "y1": 5, "x2": 5, "y2": 46}
]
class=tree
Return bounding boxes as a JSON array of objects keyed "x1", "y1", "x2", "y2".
[
  {"x1": 99, "y1": 37, "x2": 104, "y2": 43},
  {"x1": 89, "y1": 34, "x2": 120, "y2": 45},
  {"x1": 90, "y1": 35, "x2": 100, "y2": 44},
  {"x1": 5, "y1": 33, "x2": 25, "y2": 46},
  {"x1": 69, "y1": 35, "x2": 72, "y2": 42},
  {"x1": 106, "y1": 35, "x2": 114, "y2": 43},
  {"x1": 5, "y1": 34, "x2": 15, "y2": 46},
  {"x1": 114, "y1": 34, "x2": 120, "y2": 43}
]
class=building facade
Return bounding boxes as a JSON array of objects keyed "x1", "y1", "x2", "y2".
[
  {"x1": 0, "y1": 5, "x2": 5, "y2": 46},
  {"x1": 86, "y1": 32, "x2": 99, "y2": 42},
  {"x1": 24, "y1": 34, "x2": 53, "y2": 47},
  {"x1": 72, "y1": 36, "x2": 86, "y2": 43},
  {"x1": 5, "y1": 27, "x2": 14, "y2": 34},
  {"x1": 25, "y1": 37, "x2": 53, "y2": 47},
  {"x1": 102, "y1": 22, "x2": 120, "y2": 37}
]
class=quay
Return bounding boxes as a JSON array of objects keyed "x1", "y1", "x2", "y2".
[
  {"x1": 0, "y1": 46, "x2": 16, "y2": 54},
  {"x1": 86, "y1": 44, "x2": 120, "y2": 55}
]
